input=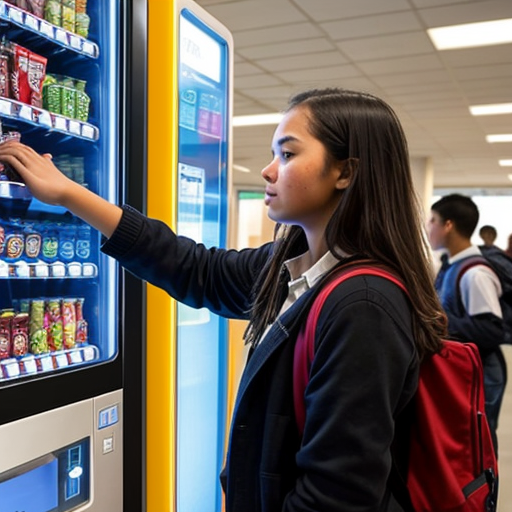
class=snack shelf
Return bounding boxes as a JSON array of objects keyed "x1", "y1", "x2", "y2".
[
  {"x1": 0, "y1": 343, "x2": 99, "y2": 381},
  {"x1": 0, "y1": 1, "x2": 99, "y2": 58},
  {"x1": 0, "y1": 261, "x2": 98, "y2": 278},
  {"x1": 0, "y1": 97, "x2": 99, "y2": 140}
]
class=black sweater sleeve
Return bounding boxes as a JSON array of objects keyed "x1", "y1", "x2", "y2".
[{"x1": 101, "y1": 205, "x2": 272, "y2": 319}]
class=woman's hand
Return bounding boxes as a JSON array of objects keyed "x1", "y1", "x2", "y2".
[
  {"x1": 0, "y1": 141, "x2": 75, "y2": 206},
  {"x1": 0, "y1": 141, "x2": 122, "y2": 238}
]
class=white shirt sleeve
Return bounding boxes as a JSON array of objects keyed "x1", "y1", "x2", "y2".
[{"x1": 459, "y1": 265, "x2": 503, "y2": 318}]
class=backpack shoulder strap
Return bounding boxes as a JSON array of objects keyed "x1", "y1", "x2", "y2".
[
  {"x1": 293, "y1": 265, "x2": 406, "y2": 435},
  {"x1": 303, "y1": 265, "x2": 406, "y2": 358}
]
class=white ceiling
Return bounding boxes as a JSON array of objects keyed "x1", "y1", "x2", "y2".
[{"x1": 194, "y1": 0, "x2": 512, "y2": 190}]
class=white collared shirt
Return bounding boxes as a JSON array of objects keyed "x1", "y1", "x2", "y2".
[
  {"x1": 449, "y1": 246, "x2": 502, "y2": 318},
  {"x1": 257, "y1": 249, "x2": 347, "y2": 345}
]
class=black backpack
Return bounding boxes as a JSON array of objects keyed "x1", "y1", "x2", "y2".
[{"x1": 458, "y1": 246, "x2": 512, "y2": 344}]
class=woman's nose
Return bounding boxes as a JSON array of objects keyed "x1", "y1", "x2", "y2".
[{"x1": 261, "y1": 157, "x2": 278, "y2": 183}]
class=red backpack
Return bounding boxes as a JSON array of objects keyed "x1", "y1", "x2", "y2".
[{"x1": 293, "y1": 265, "x2": 498, "y2": 512}]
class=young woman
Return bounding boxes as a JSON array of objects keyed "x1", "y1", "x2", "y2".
[{"x1": 0, "y1": 88, "x2": 446, "y2": 511}]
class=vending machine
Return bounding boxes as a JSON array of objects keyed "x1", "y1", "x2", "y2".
[
  {"x1": 146, "y1": 1, "x2": 233, "y2": 511},
  {"x1": 0, "y1": 0, "x2": 147, "y2": 511}
]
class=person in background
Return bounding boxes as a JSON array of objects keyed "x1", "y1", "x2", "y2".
[
  {"x1": 428, "y1": 194, "x2": 506, "y2": 453},
  {"x1": 506, "y1": 233, "x2": 512, "y2": 258},
  {"x1": 479, "y1": 225, "x2": 498, "y2": 248},
  {"x1": 0, "y1": 88, "x2": 446, "y2": 511}
]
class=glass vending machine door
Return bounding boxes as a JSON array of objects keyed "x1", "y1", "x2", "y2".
[
  {"x1": 0, "y1": 0, "x2": 120, "y2": 397},
  {"x1": 176, "y1": 8, "x2": 230, "y2": 512}
]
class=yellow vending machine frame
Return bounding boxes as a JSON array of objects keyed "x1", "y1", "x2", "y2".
[{"x1": 147, "y1": 1, "x2": 233, "y2": 510}]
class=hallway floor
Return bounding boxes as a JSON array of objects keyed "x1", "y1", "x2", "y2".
[{"x1": 497, "y1": 345, "x2": 512, "y2": 510}]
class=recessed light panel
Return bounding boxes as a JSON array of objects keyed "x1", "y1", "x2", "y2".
[
  {"x1": 428, "y1": 19, "x2": 512, "y2": 50},
  {"x1": 486, "y1": 134, "x2": 512, "y2": 143},
  {"x1": 469, "y1": 104, "x2": 512, "y2": 116}
]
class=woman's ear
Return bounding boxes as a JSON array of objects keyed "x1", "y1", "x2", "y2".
[{"x1": 335, "y1": 157, "x2": 358, "y2": 190}]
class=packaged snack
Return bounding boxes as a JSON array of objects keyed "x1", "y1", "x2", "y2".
[
  {"x1": 75, "y1": 0, "x2": 87, "y2": 14},
  {"x1": 71, "y1": 156, "x2": 85, "y2": 184},
  {"x1": 4, "y1": 225, "x2": 24, "y2": 262},
  {"x1": 74, "y1": 79, "x2": 90, "y2": 121},
  {"x1": 10, "y1": 44, "x2": 30, "y2": 104},
  {"x1": 0, "y1": 223, "x2": 5, "y2": 255},
  {"x1": 29, "y1": 299, "x2": 49, "y2": 354},
  {"x1": 75, "y1": 224, "x2": 90, "y2": 260},
  {"x1": 60, "y1": 77, "x2": 76, "y2": 118},
  {"x1": 75, "y1": 298, "x2": 88, "y2": 344},
  {"x1": 27, "y1": 51, "x2": 47, "y2": 108},
  {"x1": 0, "y1": 131, "x2": 22, "y2": 181},
  {"x1": 11, "y1": 312, "x2": 29, "y2": 356},
  {"x1": 43, "y1": 74, "x2": 61, "y2": 114},
  {"x1": 26, "y1": 0, "x2": 45, "y2": 18},
  {"x1": 41, "y1": 225, "x2": 59, "y2": 263},
  {"x1": 62, "y1": 298, "x2": 76, "y2": 348},
  {"x1": 58, "y1": 224, "x2": 75, "y2": 262},
  {"x1": 46, "y1": 299, "x2": 63, "y2": 351},
  {"x1": 75, "y1": 13, "x2": 90, "y2": 38},
  {"x1": 24, "y1": 224, "x2": 42, "y2": 260},
  {"x1": 0, "y1": 44, "x2": 10, "y2": 99},
  {"x1": 44, "y1": 0, "x2": 62, "y2": 27},
  {"x1": 61, "y1": 1, "x2": 76, "y2": 33},
  {"x1": 0, "y1": 310, "x2": 14, "y2": 359}
]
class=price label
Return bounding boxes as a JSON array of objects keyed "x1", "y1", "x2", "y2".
[
  {"x1": 55, "y1": 353, "x2": 69, "y2": 368},
  {"x1": 8, "y1": 7, "x2": 23, "y2": 24},
  {"x1": 0, "y1": 99, "x2": 11, "y2": 115},
  {"x1": 70, "y1": 35, "x2": 82, "y2": 50},
  {"x1": 83, "y1": 346, "x2": 96, "y2": 361},
  {"x1": 39, "y1": 355, "x2": 54, "y2": 372},
  {"x1": 55, "y1": 29, "x2": 68, "y2": 45},
  {"x1": 19, "y1": 105, "x2": 33, "y2": 121},
  {"x1": 38, "y1": 111, "x2": 52, "y2": 127},
  {"x1": 24, "y1": 14, "x2": 39, "y2": 31},
  {"x1": 69, "y1": 120, "x2": 81, "y2": 135},
  {"x1": 40, "y1": 21, "x2": 54, "y2": 38},
  {"x1": 82, "y1": 263, "x2": 97, "y2": 277},
  {"x1": 82, "y1": 42, "x2": 96, "y2": 57},
  {"x1": 4, "y1": 360, "x2": 20, "y2": 378},
  {"x1": 81, "y1": 124, "x2": 95, "y2": 139},
  {"x1": 34, "y1": 263, "x2": 49, "y2": 278},
  {"x1": 69, "y1": 350, "x2": 84, "y2": 364},
  {"x1": 54, "y1": 116, "x2": 67, "y2": 131},
  {"x1": 22, "y1": 357, "x2": 37, "y2": 375}
]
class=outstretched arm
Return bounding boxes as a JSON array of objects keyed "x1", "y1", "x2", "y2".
[{"x1": 0, "y1": 141, "x2": 122, "y2": 238}]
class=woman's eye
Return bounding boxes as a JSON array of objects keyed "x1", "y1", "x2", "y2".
[{"x1": 281, "y1": 151, "x2": 293, "y2": 160}]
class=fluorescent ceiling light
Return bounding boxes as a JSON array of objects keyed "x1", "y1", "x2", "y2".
[
  {"x1": 486, "y1": 134, "x2": 512, "y2": 143},
  {"x1": 499, "y1": 160, "x2": 512, "y2": 166},
  {"x1": 469, "y1": 103, "x2": 512, "y2": 116},
  {"x1": 233, "y1": 164, "x2": 251, "y2": 173},
  {"x1": 428, "y1": 18, "x2": 512, "y2": 50},
  {"x1": 233, "y1": 113, "x2": 283, "y2": 127}
]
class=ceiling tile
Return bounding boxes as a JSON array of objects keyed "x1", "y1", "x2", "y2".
[
  {"x1": 272, "y1": 63, "x2": 361, "y2": 83},
  {"x1": 293, "y1": 0, "x2": 411, "y2": 21},
  {"x1": 196, "y1": 0, "x2": 306, "y2": 31},
  {"x1": 320, "y1": 11, "x2": 422, "y2": 40},
  {"x1": 237, "y1": 37, "x2": 335, "y2": 59},
  {"x1": 418, "y1": 0, "x2": 512, "y2": 27},
  {"x1": 337, "y1": 31, "x2": 435, "y2": 61},
  {"x1": 358, "y1": 54, "x2": 444, "y2": 76},
  {"x1": 232, "y1": 22, "x2": 322, "y2": 48},
  {"x1": 235, "y1": 74, "x2": 285, "y2": 88},
  {"x1": 257, "y1": 51, "x2": 348, "y2": 72}
]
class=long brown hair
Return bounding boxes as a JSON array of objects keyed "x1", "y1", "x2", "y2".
[{"x1": 244, "y1": 88, "x2": 446, "y2": 359}]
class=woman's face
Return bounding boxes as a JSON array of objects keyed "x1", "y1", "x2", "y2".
[{"x1": 261, "y1": 107, "x2": 347, "y2": 232}]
